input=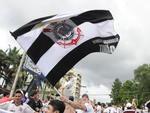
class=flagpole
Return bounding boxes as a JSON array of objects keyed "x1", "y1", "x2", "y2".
[
  {"x1": 54, "y1": 87, "x2": 62, "y2": 96},
  {"x1": 10, "y1": 52, "x2": 26, "y2": 97}
]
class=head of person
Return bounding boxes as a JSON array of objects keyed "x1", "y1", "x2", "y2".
[
  {"x1": 108, "y1": 103, "x2": 112, "y2": 107},
  {"x1": 3, "y1": 92, "x2": 9, "y2": 97},
  {"x1": 126, "y1": 103, "x2": 132, "y2": 109},
  {"x1": 82, "y1": 94, "x2": 89, "y2": 102},
  {"x1": 30, "y1": 90, "x2": 39, "y2": 101},
  {"x1": 97, "y1": 102, "x2": 101, "y2": 106},
  {"x1": 69, "y1": 96, "x2": 74, "y2": 101},
  {"x1": 101, "y1": 103, "x2": 106, "y2": 108},
  {"x1": 45, "y1": 100, "x2": 65, "y2": 113},
  {"x1": 14, "y1": 89, "x2": 24, "y2": 104}
]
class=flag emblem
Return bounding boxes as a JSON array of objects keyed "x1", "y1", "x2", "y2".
[{"x1": 43, "y1": 20, "x2": 83, "y2": 48}]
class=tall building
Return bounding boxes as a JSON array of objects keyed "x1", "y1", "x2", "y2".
[{"x1": 74, "y1": 73, "x2": 82, "y2": 99}]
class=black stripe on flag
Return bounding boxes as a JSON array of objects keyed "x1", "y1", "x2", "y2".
[
  {"x1": 11, "y1": 15, "x2": 56, "y2": 39},
  {"x1": 46, "y1": 34, "x2": 119, "y2": 86},
  {"x1": 27, "y1": 32, "x2": 54, "y2": 64},
  {"x1": 70, "y1": 10, "x2": 113, "y2": 26}
]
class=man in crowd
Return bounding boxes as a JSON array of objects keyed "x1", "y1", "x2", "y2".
[
  {"x1": 61, "y1": 93, "x2": 94, "y2": 113},
  {"x1": 96, "y1": 102, "x2": 102, "y2": 113},
  {"x1": 63, "y1": 96, "x2": 76, "y2": 113},
  {"x1": 124, "y1": 103, "x2": 136, "y2": 113},
  {"x1": 45, "y1": 99, "x2": 65, "y2": 113},
  {"x1": 0, "y1": 89, "x2": 37, "y2": 113},
  {"x1": 27, "y1": 90, "x2": 43, "y2": 112}
]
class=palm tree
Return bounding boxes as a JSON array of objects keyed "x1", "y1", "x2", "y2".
[{"x1": 0, "y1": 47, "x2": 28, "y2": 90}]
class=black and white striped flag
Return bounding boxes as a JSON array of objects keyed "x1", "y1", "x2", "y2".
[{"x1": 11, "y1": 10, "x2": 120, "y2": 86}]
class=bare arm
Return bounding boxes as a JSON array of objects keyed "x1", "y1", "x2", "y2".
[{"x1": 60, "y1": 96, "x2": 86, "y2": 111}]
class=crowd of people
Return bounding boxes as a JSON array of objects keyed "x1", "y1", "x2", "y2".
[{"x1": 0, "y1": 89, "x2": 149, "y2": 113}]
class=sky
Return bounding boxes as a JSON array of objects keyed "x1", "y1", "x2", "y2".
[{"x1": 0, "y1": 0, "x2": 150, "y2": 102}]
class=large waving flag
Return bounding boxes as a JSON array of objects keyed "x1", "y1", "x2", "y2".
[{"x1": 11, "y1": 10, "x2": 120, "y2": 86}]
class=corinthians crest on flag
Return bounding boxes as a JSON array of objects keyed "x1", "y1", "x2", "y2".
[
  {"x1": 11, "y1": 10, "x2": 120, "y2": 86},
  {"x1": 43, "y1": 20, "x2": 83, "y2": 48}
]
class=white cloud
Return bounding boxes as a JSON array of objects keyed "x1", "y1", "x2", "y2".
[{"x1": 0, "y1": 29, "x2": 21, "y2": 50}]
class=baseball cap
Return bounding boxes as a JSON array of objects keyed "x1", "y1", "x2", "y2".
[
  {"x1": 15, "y1": 89, "x2": 24, "y2": 96},
  {"x1": 126, "y1": 103, "x2": 132, "y2": 108}
]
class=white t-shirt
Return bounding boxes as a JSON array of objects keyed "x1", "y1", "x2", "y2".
[
  {"x1": 7, "y1": 103, "x2": 35, "y2": 113},
  {"x1": 104, "y1": 107, "x2": 117, "y2": 113},
  {"x1": 116, "y1": 107, "x2": 122, "y2": 113},
  {"x1": 76, "y1": 109, "x2": 84, "y2": 113},
  {"x1": 76, "y1": 103, "x2": 94, "y2": 113},
  {"x1": 97, "y1": 105, "x2": 102, "y2": 113}
]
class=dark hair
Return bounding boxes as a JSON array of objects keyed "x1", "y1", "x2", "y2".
[
  {"x1": 3, "y1": 92, "x2": 9, "y2": 97},
  {"x1": 82, "y1": 94, "x2": 89, "y2": 99},
  {"x1": 55, "y1": 93, "x2": 60, "y2": 97},
  {"x1": 49, "y1": 100, "x2": 65, "y2": 113},
  {"x1": 101, "y1": 103, "x2": 106, "y2": 108},
  {"x1": 97, "y1": 102, "x2": 101, "y2": 105},
  {"x1": 30, "y1": 90, "x2": 38, "y2": 97},
  {"x1": 108, "y1": 103, "x2": 112, "y2": 107},
  {"x1": 69, "y1": 96, "x2": 74, "y2": 101}
]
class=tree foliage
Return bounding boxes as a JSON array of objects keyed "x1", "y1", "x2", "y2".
[
  {"x1": 119, "y1": 80, "x2": 138, "y2": 104},
  {"x1": 134, "y1": 64, "x2": 150, "y2": 106},
  {"x1": 0, "y1": 47, "x2": 28, "y2": 89},
  {"x1": 110, "y1": 78, "x2": 122, "y2": 105},
  {"x1": 111, "y1": 64, "x2": 150, "y2": 107}
]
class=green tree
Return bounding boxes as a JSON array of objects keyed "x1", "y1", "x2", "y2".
[
  {"x1": 0, "y1": 47, "x2": 21, "y2": 88},
  {"x1": 134, "y1": 64, "x2": 150, "y2": 106},
  {"x1": 110, "y1": 78, "x2": 122, "y2": 105},
  {"x1": 0, "y1": 49, "x2": 8, "y2": 79},
  {"x1": 0, "y1": 47, "x2": 28, "y2": 89},
  {"x1": 119, "y1": 80, "x2": 138, "y2": 104}
]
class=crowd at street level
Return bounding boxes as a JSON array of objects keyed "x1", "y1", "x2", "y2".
[{"x1": 0, "y1": 89, "x2": 150, "y2": 113}]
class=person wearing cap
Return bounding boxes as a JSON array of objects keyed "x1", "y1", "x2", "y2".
[
  {"x1": 61, "y1": 94, "x2": 94, "y2": 113},
  {"x1": 124, "y1": 103, "x2": 136, "y2": 113},
  {"x1": 0, "y1": 89, "x2": 38, "y2": 113}
]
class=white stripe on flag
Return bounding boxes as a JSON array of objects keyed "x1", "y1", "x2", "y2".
[
  {"x1": 16, "y1": 24, "x2": 48, "y2": 51},
  {"x1": 36, "y1": 20, "x2": 117, "y2": 76}
]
